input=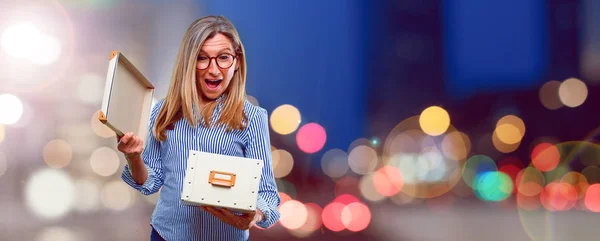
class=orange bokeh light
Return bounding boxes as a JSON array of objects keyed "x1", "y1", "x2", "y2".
[
  {"x1": 584, "y1": 184, "x2": 600, "y2": 212},
  {"x1": 373, "y1": 165, "x2": 404, "y2": 197},
  {"x1": 540, "y1": 182, "x2": 577, "y2": 211},
  {"x1": 341, "y1": 202, "x2": 371, "y2": 232},
  {"x1": 531, "y1": 143, "x2": 560, "y2": 172}
]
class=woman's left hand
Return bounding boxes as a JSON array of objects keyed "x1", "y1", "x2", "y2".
[{"x1": 201, "y1": 206, "x2": 264, "y2": 230}]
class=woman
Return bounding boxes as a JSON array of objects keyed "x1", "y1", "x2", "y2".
[{"x1": 116, "y1": 15, "x2": 280, "y2": 241}]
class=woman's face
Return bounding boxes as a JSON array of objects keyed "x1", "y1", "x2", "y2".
[{"x1": 195, "y1": 33, "x2": 238, "y2": 102}]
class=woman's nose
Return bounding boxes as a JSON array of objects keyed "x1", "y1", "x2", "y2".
[{"x1": 208, "y1": 59, "x2": 220, "y2": 75}]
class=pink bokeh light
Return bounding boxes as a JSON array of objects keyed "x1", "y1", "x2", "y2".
[{"x1": 296, "y1": 123, "x2": 327, "y2": 154}]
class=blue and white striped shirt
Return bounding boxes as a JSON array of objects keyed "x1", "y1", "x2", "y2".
[{"x1": 121, "y1": 98, "x2": 281, "y2": 241}]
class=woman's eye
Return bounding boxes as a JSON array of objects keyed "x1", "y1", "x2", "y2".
[
  {"x1": 218, "y1": 55, "x2": 231, "y2": 60},
  {"x1": 198, "y1": 56, "x2": 208, "y2": 61}
]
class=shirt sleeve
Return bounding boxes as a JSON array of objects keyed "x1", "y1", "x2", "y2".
[
  {"x1": 121, "y1": 101, "x2": 165, "y2": 196},
  {"x1": 245, "y1": 107, "x2": 281, "y2": 228}
]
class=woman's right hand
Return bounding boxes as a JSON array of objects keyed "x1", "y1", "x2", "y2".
[{"x1": 117, "y1": 132, "x2": 144, "y2": 158}]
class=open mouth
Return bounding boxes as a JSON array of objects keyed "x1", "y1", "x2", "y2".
[{"x1": 205, "y1": 79, "x2": 222, "y2": 90}]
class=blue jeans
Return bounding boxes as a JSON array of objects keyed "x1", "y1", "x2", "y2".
[
  {"x1": 150, "y1": 225, "x2": 250, "y2": 241},
  {"x1": 150, "y1": 226, "x2": 165, "y2": 241}
]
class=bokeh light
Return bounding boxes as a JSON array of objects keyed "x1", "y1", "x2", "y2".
[
  {"x1": 538, "y1": 80, "x2": 563, "y2": 110},
  {"x1": 289, "y1": 202, "x2": 322, "y2": 237},
  {"x1": 272, "y1": 149, "x2": 294, "y2": 178},
  {"x1": 25, "y1": 168, "x2": 75, "y2": 220},
  {"x1": 540, "y1": 181, "x2": 578, "y2": 211},
  {"x1": 558, "y1": 78, "x2": 588, "y2": 108},
  {"x1": 1, "y1": 22, "x2": 41, "y2": 58},
  {"x1": 441, "y1": 131, "x2": 471, "y2": 161},
  {"x1": 35, "y1": 226, "x2": 77, "y2": 241},
  {"x1": 498, "y1": 156, "x2": 524, "y2": 193},
  {"x1": 531, "y1": 143, "x2": 560, "y2": 172},
  {"x1": 373, "y1": 165, "x2": 404, "y2": 197},
  {"x1": 495, "y1": 115, "x2": 525, "y2": 145},
  {"x1": 341, "y1": 202, "x2": 371, "y2": 232},
  {"x1": 270, "y1": 104, "x2": 301, "y2": 135},
  {"x1": 492, "y1": 130, "x2": 520, "y2": 153},
  {"x1": 348, "y1": 145, "x2": 378, "y2": 175},
  {"x1": 278, "y1": 192, "x2": 292, "y2": 204},
  {"x1": 321, "y1": 148, "x2": 349, "y2": 178},
  {"x1": 279, "y1": 200, "x2": 308, "y2": 230},
  {"x1": 560, "y1": 172, "x2": 589, "y2": 199},
  {"x1": 10, "y1": 99, "x2": 33, "y2": 128},
  {"x1": 0, "y1": 152, "x2": 7, "y2": 178},
  {"x1": 0, "y1": 124, "x2": 4, "y2": 143},
  {"x1": 31, "y1": 34, "x2": 62, "y2": 65},
  {"x1": 296, "y1": 123, "x2": 326, "y2": 154},
  {"x1": 334, "y1": 194, "x2": 361, "y2": 205},
  {"x1": 43, "y1": 139, "x2": 73, "y2": 169},
  {"x1": 383, "y1": 116, "x2": 467, "y2": 198},
  {"x1": 0, "y1": 93, "x2": 24, "y2": 125},
  {"x1": 419, "y1": 106, "x2": 450, "y2": 136},
  {"x1": 321, "y1": 202, "x2": 346, "y2": 232},
  {"x1": 74, "y1": 179, "x2": 101, "y2": 213},
  {"x1": 89, "y1": 147, "x2": 120, "y2": 177},
  {"x1": 334, "y1": 176, "x2": 361, "y2": 198},
  {"x1": 348, "y1": 138, "x2": 375, "y2": 153},
  {"x1": 516, "y1": 167, "x2": 545, "y2": 197},
  {"x1": 91, "y1": 110, "x2": 115, "y2": 138},
  {"x1": 462, "y1": 155, "x2": 497, "y2": 190},
  {"x1": 100, "y1": 180, "x2": 134, "y2": 211},
  {"x1": 584, "y1": 184, "x2": 600, "y2": 212},
  {"x1": 359, "y1": 173, "x2": 386, "y2": 202},
  {"x1": 473, "y1": 171, "x2": 513, "y2": 202}
]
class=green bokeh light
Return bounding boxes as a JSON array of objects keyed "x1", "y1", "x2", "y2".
[{"x1": 473, "y1": 171, "x2": 513, "y2": 202}]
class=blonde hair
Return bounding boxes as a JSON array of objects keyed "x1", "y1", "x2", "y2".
[{"x1": 154, "y1": 16, "x2": 248, "y2": 141}]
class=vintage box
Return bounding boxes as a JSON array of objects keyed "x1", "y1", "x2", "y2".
[
  {"x1": 99, "y1": 51, "x2": 154, "y2": 141},
  {"x1": 181, "y1": 150, "x2": 264, "y2": 213}
]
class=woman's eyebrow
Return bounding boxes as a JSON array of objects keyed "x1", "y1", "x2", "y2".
[
  {"x1": 198, "y1": 49, "x2": 233, "y2": 56},
  {"x1": 217, "y1": 48, "x2": 233, "y2": 54}
]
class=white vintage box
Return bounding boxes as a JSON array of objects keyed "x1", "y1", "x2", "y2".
[
  {"x1": 99, "y1": 51, "x2": 154, "y2": 142},
  {"x1": 181, "y1": 150, "x2": 264, "y2": 213}
]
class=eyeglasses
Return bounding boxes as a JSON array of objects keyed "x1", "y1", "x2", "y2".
[{"x1": 196, "y1": 53, "x2": 236, "y2": 70}]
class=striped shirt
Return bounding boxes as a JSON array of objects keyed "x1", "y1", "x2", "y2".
[{"x1": 121, "y1": 97, "x2": 281, "y2": 241}]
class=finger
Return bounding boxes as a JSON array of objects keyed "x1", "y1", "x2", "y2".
[
  {"x1": 126, "y1": 136, "x2": 140, "y2": 151},
  {"x1": 203, "y1": 207, "x2": 226, "y2": 218},
  {"x1": 220, "y1": 208, "x2": 239, "y2": 219},
  {"x1": 248, "y1": 219, "x2": 258, "y2": 229},
  {"x1": 120, "y1": 132, "x2": 133, "y2": 144},
  {"x1": 248, "y1": 214, "x2": 260, "y2": 229},
  {"x1": 132, "y1": 137, "x2": 142, "y2": 153}
]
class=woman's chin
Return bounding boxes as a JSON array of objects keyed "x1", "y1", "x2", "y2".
[{"x1": 201, "y1": 92, "x2": 220, "y2": 101}]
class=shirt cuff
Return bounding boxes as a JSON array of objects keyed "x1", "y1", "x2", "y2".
[
  {"x1": 121, "y1": 164, "x2": 157, "y2": 195},
  {"x1": 255, "y1": 195, "x2": 275, "y2": 228}
]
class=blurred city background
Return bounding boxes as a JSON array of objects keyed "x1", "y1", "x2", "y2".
[{"x1": 0, "y1": 0, "x2": 599, "y2": 240}]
